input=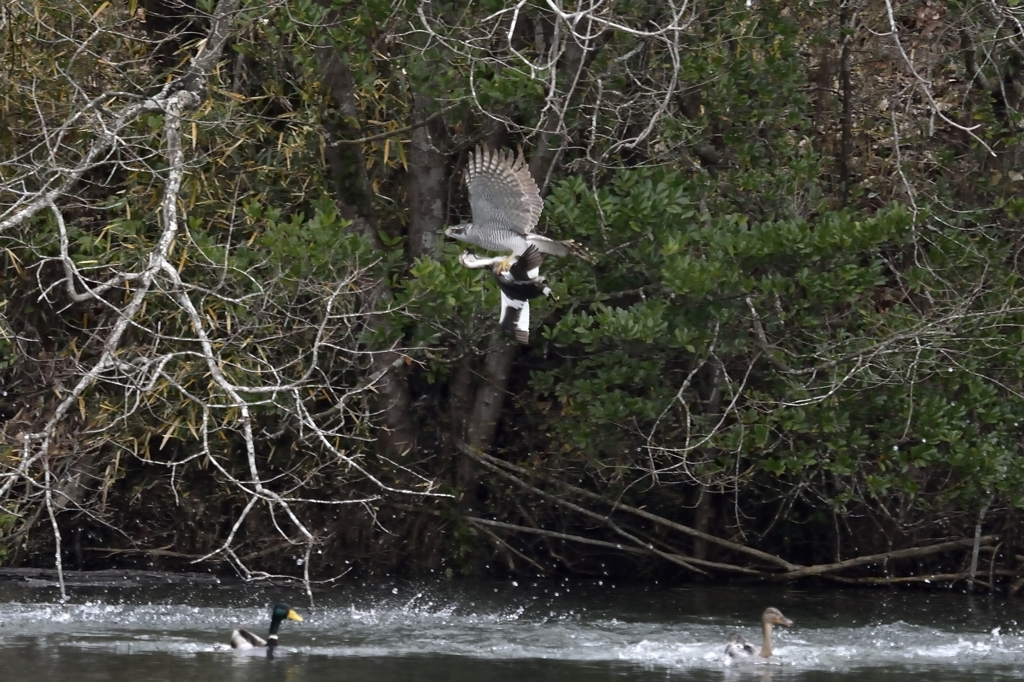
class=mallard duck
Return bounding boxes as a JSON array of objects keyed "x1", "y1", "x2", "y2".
[
  {"x1": 724, "y1": 607, "x2": 793, "y2": 659},
  {"x1": 230, "y1": 603, "x2": 303, "y2": 656}
]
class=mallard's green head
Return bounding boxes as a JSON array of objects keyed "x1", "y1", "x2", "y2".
[
  {"x1": 267, "y1": 603, "x2": 303, "y2": 638},
  {"x1": 272, "y1": 603, "x2": 303, "y2": 623}
]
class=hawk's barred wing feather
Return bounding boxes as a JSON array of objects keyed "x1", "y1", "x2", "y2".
[
  {"x1": 450, "y1": 145, "x2": 591, "y2": 260},
  {"x1": 466, "y1": 146, "x2": 543, "y2": 238}
]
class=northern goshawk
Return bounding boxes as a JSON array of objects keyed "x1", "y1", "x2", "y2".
[
  {"x1": 460, "y1": 245, "x2": 551, "y2": 344},
  {"x1": 445, "y1": 145, "x2": 591, "y2": 261}
]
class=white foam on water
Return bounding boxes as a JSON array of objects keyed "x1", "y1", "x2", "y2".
[{"x1": 2, "y1": 584, "x2": 1024, "y2": 677}]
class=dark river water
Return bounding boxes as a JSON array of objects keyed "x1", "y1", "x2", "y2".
[{"x1": 1, "y1": 577, "x2": 1022, "y2": 681}]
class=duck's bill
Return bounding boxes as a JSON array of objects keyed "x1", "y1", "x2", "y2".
[
  {"x1": 779, "y1": 617, "x2": 794, "y2": 626},
  {"x1": 286, "y1": 609, "x2": 304, "y2": 622}
]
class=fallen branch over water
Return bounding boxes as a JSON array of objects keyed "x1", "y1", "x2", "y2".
[
  {"x1": 826, "y1": 569, "x2": 1016, "y2": 589},
  {"x1": 459, "y1": 444, "x2": 796, "y2": 571},
  {"x1": 0, "y1": 568, "x2": 223, "y2": 587},
  {"x1": 775, "y1": 536, "x2": 1000, "y2": 580},
  {"x1": 457, "y1": 443, "x2": 1008, "y2": 587},
  {"x1": 466, "y1": 515, "x2": 763, "y2": 575}
]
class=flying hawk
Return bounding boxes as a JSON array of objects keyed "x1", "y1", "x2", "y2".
[
  {"x1": 446, "y1": 145, "x2": 591, "y2": 261},
  {"x1": 460, "y1": 245, "x2": 551, "y2": 344}
]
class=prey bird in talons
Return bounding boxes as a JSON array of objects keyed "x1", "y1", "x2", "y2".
[
  {"x1": 460, "y1": 245, "x2": 551, "y2": 344},
  {"x1": 446, "y1": 145, "x2": 591, "y2": 262}
]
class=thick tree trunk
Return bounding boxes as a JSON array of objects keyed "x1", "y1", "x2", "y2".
[
  {"x1": 693, "y1": 359, "x2": 725, "y2": 561},
  {"x1": 315, "y1": 42, "x2": 417, "y2": 457},
  {"x1": 448, "y1": 359, "x2": 476, "y2": 498},
  {"x1": 465, "y1": 337, "x2": 518, "y2": 450},
  {"x1": 693, "y1": 491, "x2": 715, "y2": 562},
  {"x1": 458, "y1": 339, "x2": 517, "y2": 511},
  {"x1": 837, "y1": 0, "x2": 853, "y2": 207},
  {"x1": 406, "y1": 93, "x2": 449, "y2": 260},
  {"x1": 449, "y1": 361, "x2": 474, "y2": 440}
]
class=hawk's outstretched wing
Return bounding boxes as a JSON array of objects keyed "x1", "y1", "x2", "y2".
[
  {"x1": 466, "y1": 145, "x2": 544, "y2": 237},
  {"x1": 448, "y1": 145, "x2": 592, "y2": 260}
]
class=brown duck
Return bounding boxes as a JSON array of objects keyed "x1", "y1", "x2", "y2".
[{"x1": 724, "y1": 607, "x2": 793, "y2": 659}]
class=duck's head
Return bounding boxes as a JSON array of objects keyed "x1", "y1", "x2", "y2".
[
  {"x1": 762, "y1": 607, "x2": 792, "y2": 627},
  {"x1": 272, "y1": 604, "x2": 304, "y2": 624}
]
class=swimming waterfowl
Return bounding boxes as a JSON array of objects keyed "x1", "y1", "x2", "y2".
[
  {"x1": 229, "y1": 603, "x2": 303, "y2": 656},
  {"x1": 724, "y1": 607, "x2": 792, "y2": 659}
]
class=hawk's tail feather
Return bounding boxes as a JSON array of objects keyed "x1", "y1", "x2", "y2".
[
  {"x1": 527, "y1": 235, "x2": 594, "y2": 262},
  {"x1": 561, "y1": 239, "x2": 594, "y2": 263}
]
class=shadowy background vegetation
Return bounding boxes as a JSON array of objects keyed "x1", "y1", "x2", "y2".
[{"x1": 1, "y1": 0, "x2": 1024, "y2": 591}]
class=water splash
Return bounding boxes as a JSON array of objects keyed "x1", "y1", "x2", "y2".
[{"x1": 0, "y1": 581, "x2": 1022, "y2": 677}]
